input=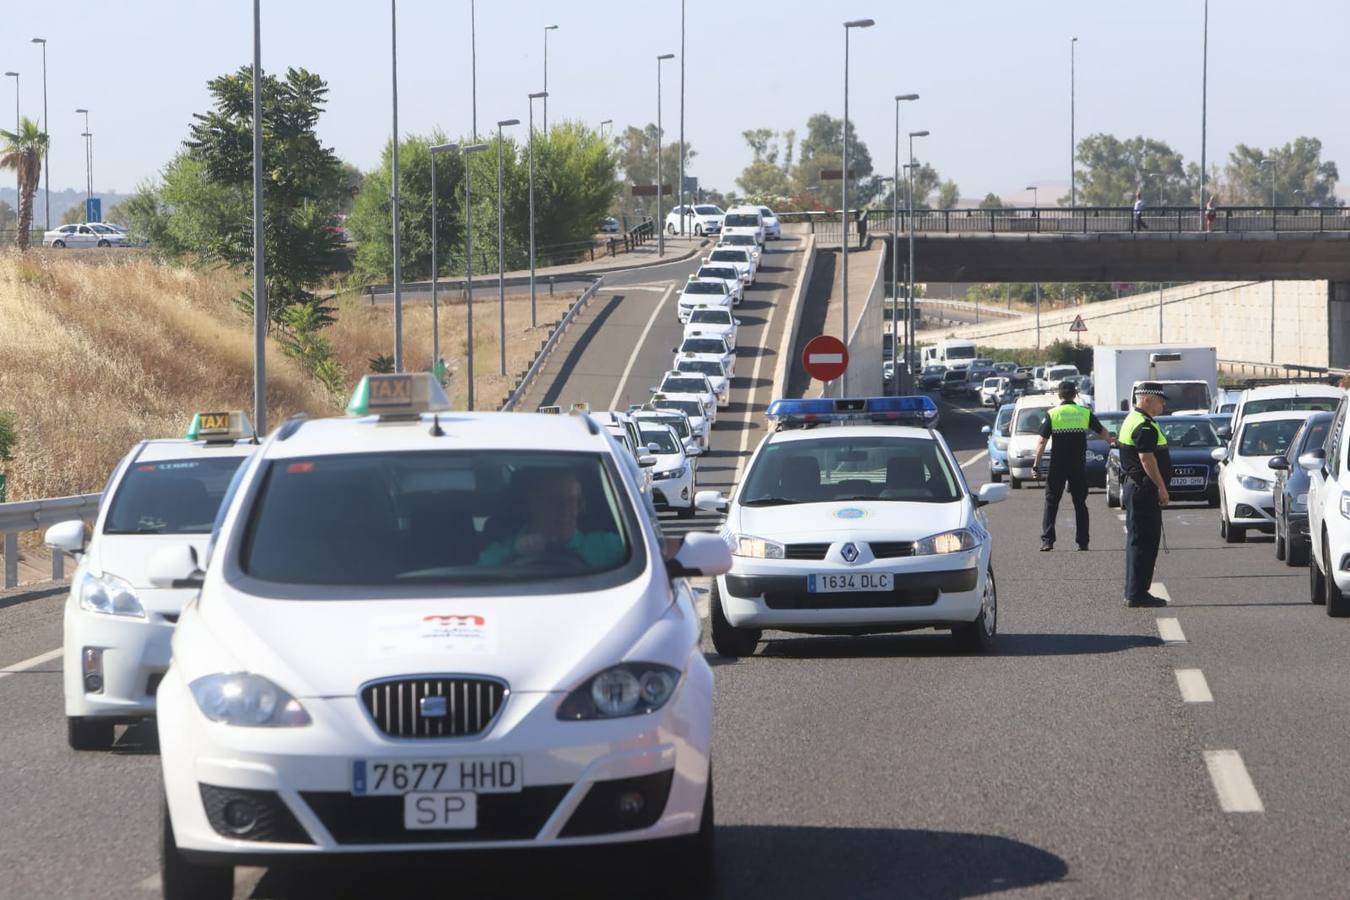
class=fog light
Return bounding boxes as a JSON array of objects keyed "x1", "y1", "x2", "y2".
[
  {"x1": 82, "y1": 648, "x2": 104, "y2": 695},
  {"x1": 681, "y1": 487, "x2": 689, "y2": 500},
  {"x1": 222, "y1": 799, "x2": 258, "y2": 835},
  {"x1": 1234, "y1": 504, "x2": 1257, "y2": 519},
  {"x1": 617, "y1": 791, "x2": 646, "y2": 817}
]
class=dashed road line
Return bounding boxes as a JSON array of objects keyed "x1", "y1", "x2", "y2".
[
  {"x1": 1204, "y1": 750, "x2": 1265, "y2": 813},
  {"x1": 1156, "y1": 618, "x2": 1187, "y2": 644},
  {"x1": 0, "y1": 646, "x2": 62, "y2": 683},
  {"x1": 1175, "y1": 669, "x2": 1214, "y2": 703},
  {"x1": 606, "y1": 284, "x2": 675, "y2": 410},
  {"x1": 960, "y1": 450, "x2": 989, "y2": 470}
]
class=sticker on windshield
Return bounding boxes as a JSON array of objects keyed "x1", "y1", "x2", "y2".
[{"x1": 369, "y1": 613, "x2": 496, "y2": 658}]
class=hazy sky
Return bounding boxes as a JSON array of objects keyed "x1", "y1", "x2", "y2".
[{"x1": 4, "y1": 0, "x2": 1347, "y2": 203}]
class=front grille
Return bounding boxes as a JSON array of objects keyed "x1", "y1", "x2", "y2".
[
  {"x1": 360, "y1": 677, "x2": 508, "y2": 739},
  {"x1": 726, "y1": 569, "x2": 977, "y2": 610},
  {"x1": 869, "y1": 541, "x2": 914, "y2": 559},
  {"x1": 300, "y1": 786, "x2": 568, "y2": 845},
  {"x1": 784, "y1": 542, "x2": 830, "y2": 560}
]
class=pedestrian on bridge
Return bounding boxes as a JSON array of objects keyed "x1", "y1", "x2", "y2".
[
  {"x1": 1118, "y1": 383, "x2": 1171, "y2": 607},
  {"x1": 1033, "y1": 381, "x2": 1115, "y2": 552},
  {"x1": 1133, "y1": 191, "x2": 1149, "y2": 231}
]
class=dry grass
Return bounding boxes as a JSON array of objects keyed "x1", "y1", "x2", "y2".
[{"x1": 0, "y1": 252, "x2": 334, "y2": 501}]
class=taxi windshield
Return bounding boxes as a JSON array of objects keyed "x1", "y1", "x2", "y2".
[
  {"x1": 1238, "y1": 420, "x2": 1305, "y2": 458},
  {"x1": 239, "y1": 451, "x2": 637, "y2": 587},
  {"x1": 1158, "y1": 419, "x2": 1220, "y2": 447},
  {"x1": 638, "y1": 428, "x2": 679, "y2": 454},
  {"x1": 104, "y1": 456, "x2": 246, "y2": 535},
  {"x1": 654, "y1": 399, "x2": 703, "y2": 419},
  {"x1": 740, "y1": 436, "x2": 961, "y2": 505},
  {"x1": 698, "y1": 267, "x2": 738, "y2": 280},
  {"x1": 689, "y1": 309, "x2": 731, "y2": 325},
  {"x1": 723, "y1": 235, "x2": 755, "y2": 245},
  {"x1": 639, "y1": 414, "x2": 690, "y2": 439},
  {"x1": 709, "y1": 250, "x2": 747, "y2": 263}
]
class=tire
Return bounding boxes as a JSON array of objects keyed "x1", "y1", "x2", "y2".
[
  {"x1": 1275, "y1": 516, "x2": 1287, "y2": 561},
  {"x1": 1325, "y1": 537, "x2": 1350, "y2": 617},
  {"x1": 666, "y1": 768, "x2": 715, "y2": 895},
  {"x1": 1010, "y1": 477, "x2": 1022, "y2": 490},
  {"x1": 1287, "y1": 534, "x2": 1309, "y2": 568},
  {"x1": 97, "y1": 239, "x2": 110, "y2": 247},
  {"x1": 694, "y1": 225, "x2": 703, "y2": 237},
  {"x1": 161, "y1": 798, "x2": 233, "y2": 900},
  {"x1": 52, "y1": 239, "x2": 65, "y2": 248},
  {"x1": 67, "y1": 716, "x2": 115, "y2": 751},
  {"x1": 709, "y1": 580, "x2": 759, "y2": 658},
  {"x1": 1225, "y1": 520, "x2": 1246, "y2": 544},
  {"x1": 1311, "y1": 548, "x2": 1328, "y2": 605},
  {"x1": 990, "y1": 470, "x2": 1003, "y2": 484},
  {"x1": 667, "y1": 223, "x2": 677, "y2": 235},
  {"x1": 952, "y1": 567, "x2": 997, "y2": 652}
]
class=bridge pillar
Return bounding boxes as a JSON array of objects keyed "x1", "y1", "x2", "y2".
[{"x1": 1330, "y1": 281, "x2": 1350, "y2": 370}]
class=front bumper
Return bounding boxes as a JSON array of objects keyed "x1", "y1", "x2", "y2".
[
  {"x1": 652, "y1": 474, "x2": 695, "y2": 510},
  {"x1": 158, "y1": 657, "x2": 712, "y2": 857},
  {"x1": 989, "y1": 448, "x2": 1009, "y2": 474},
  {"x1": 64, "y1": 604, "x2": 174, "y2": 719},
  {"x1": 1225, "y1": 482, "x2": 1277, "y2": 531}
]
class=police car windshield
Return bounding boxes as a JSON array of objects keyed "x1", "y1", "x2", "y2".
[
  {"x1": 684, "y1": 281, "x2": 726, "y2": 295},
  {"x1": 638, "y1": 428, "x2": 679, "y2": 454},
  {"x1": 662, "y1": 377, "x2": 709, "y2": 394},
  {"x1": 104, "y1": 456, "x2": 246, "y2": 535},
  {"x1": 239, "y1": 451, "x2": 636, "y2": 587},
  {"x1": 1237, "y1": 420, "x2": 1305, "y2": 458},
  {"x1": 740, "y1": 436, "x2": 961, "y2": 506},
  {"x1": 654, "y1": 399, "x2": 703, "y2": 419},
  {"x1": 1158, "y1": 419, "x2": 1220, "y2": 447},
  {"x1": 689, "y1": 309, "x2": 731, "y2": 324},
  {"x1": 682, "y1": 338, "x2": 727, "y2": 354},
  {"x1": 678, "y1": 360, "x2": 723, "y2": 377}
]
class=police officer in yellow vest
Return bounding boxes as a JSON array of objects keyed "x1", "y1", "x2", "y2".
[
  {"x1": 1033, "y1": 381, "x2": 1115, "y2": 551},
  {"x1": 1117, "y1": 382, "x2": 1171, "y2": 607}
]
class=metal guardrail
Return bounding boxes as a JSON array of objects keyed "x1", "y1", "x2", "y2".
[
  {"x1": 0, "y1": 492, "x2": 101, "y2": 588},
  {"x1": 777, "y1": 206, "x2": 1350, "y2": 234},
  {"x1": 501, "y1": 277, "x2": 604, "y2": 411}
]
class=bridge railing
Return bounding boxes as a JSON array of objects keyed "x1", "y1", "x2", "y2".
[{"x1": 776, "y1": 206, "x2": 1350, "y2": 235}]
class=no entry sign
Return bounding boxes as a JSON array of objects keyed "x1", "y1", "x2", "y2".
[{"x1": 802, "y1": 335, "x2": 849, "y2": 382}]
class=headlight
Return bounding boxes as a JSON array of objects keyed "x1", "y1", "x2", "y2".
[
  {"x1": 994, "y1": 438, "x2": 1010, "y2": 450},
  {"x1": 557, "y1": 663, "x2": 681, "y2": 720},
  {"x1": 77, "y1": 570, "x2": 145, "y2": 618},
  {"x1": 656, "y1": 465, "x2": 688, "y2": 480},
  {"x1": 1237, "y1": 474, "x2": 1272, "y2": 491},
  {"x1": 914, "y1": 529, "x2": 979, "y2": 555},
  {"x1": 189, "y1": 673, "x2": 312, "y2": 727},
  {"x1": 1340, "y1": 492, "x2": 1350, "y2": 520},
  {"x1": 734, "y1": 534, "x2": 785, "y2": 559}
]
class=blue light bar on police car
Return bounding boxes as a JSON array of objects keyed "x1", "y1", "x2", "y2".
[{"x1": 765, "y1": 396, "x2": 938, "y2": 426}]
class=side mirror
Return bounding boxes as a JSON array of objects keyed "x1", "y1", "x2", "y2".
[
  {"x1": 1217, "y1": 425, "x2": 1232, "y2": 440},
  {"x1": 1210, "y1": 447, "x2": 1228, "y2": 462},
  {"x1": 734, "y1": 319, "x2": 742, "y2": 325},
  {"x1": 147, "y1": 544, "x2": 205, "y2": 590},
  {"x1": 667, "y1": 531, "x2": 733, "y2": 579},
  {"x1": 1267, "y1": 456, "x2": 1289, "y2": 471},
  {"x1": 638, "y1": 454, "x2": 658, "y2": 468},
  {"x1": 648, "y1": 386, "x2": 659, "y2": 394},
  {"x1": 685, "y1": 443, "x2": 704, "y2": 457},
  {"x1": 981, "y1": 425, "x2": 992, "y2": 435},
  {"x1": 44, "y1": 519, "x2": 88, "y2": 558},
  {"x1": 976, "y1": 483, "x2": 1010, "y2": 507},
  {"x1": 695, "y1": 490, "x2": 728, "y2": 512},
  {"x1": 647, "y1": 442, "x2": 663, "y2": 453},
  {"x1": 1299, "y1": 449, "x2": 1327, "y2": 472}
]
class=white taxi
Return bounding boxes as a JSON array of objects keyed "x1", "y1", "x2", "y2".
[
  {"x1": 651, "y1": 393, "x2": 712, "y2": 451},
  {"x1": 693, "y1": 264, "x2": 745, "y2": 305},
  {"x1": 674, "y1": 356, "x2": 731, "y2": 409},
  {"x1": 632, "y1": 407, "x2": 703, "y2": 461},
  {"x1": 637, "y1": 422, "x2": 696, "y2": 519},
  {"x1": 44, "y1": 412, "x2": 256, "y2": 751},
  {"x1": 683, "y1": 309, "x2": 739, "y2": 354},
  {"x1": 704, "y1": 247, "x2": 756, "y2": 286},
  {"x1": 717, "y1": 233, "x2": 763, "y2": 266},
  {"x1": 656, "y1": 371, "x2": 717, "y2": 424},
  {"x1": 696, "y1": 396, "x2": 1007, "y2": 657},
  {"x1": 152, "y1": 375, "x2": 731, "y2": 898},
  {"x1": 676, "y1": 279, "x2": 734, "y2": 324}
]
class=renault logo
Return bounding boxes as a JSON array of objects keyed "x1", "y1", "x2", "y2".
[
  {"x1": 840, "y1": 542, "x2": 859, "y2": 563},
  {"x1": 419, "y1": 696, "x2": 448, "y2": 718}
]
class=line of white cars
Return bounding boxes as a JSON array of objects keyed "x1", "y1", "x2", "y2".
[{"x1": 663, "y1": 203, "x2": 782, "y2": 241}]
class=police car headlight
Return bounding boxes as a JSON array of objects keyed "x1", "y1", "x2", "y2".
[
  {"x1": 914, "y1": 529, "x2": 979, "y2": 555},
  {"x1": 77, "y1": 570, "x2": 145, "y2": 618},
  {"x1": 733, "y1": 534, "x2": 785, "y2": 559},
  {"x1": 557, "y1": 663, "x2": 681, "y2": 720},
  {"x1": 1237, "y1": 474, "x2": 1272, "y2": 491},
  {"x1": 189, "y1": 673, "x2": 311, "y2": 727}
]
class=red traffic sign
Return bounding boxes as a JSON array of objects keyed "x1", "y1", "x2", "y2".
[
  {"x1": 1069, "y1": 314, "x2": 1088, "y2": 333},
  {"x1": 802, "y1": 335, "x2": 850, "y2": 382}
]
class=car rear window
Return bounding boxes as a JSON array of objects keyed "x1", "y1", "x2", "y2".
[
  {"x1": 699, "y1": 267, "x2": 738, "y2": 280},
  {"x1": 724, "y1": 214, "x2": 760, "y2": 227},
  {"x1": 710, "y1": 250, "x2": 747, "y2": 263},
  {"x1": 1244, "y1": 397, "x2": 1340, "y2": 415},
  {"x1": 104, "y1": 456, "x2": 247, "y2": 535},
  {"x1": 654, "y1": 399, "x2": 703, "y2": 419},
  {"x1": 689, "y1": 309, "x2": 731, "y2": 325},
  {"x1": 681, "y1": 338, "x2": 728, "y2": 354},
  {"x1": 678, "y1": 359, "x2": 724, "y2": 377},
  {"x1": 684, "y1": 281, "x2": 726, "y2": 295},
  {"x1": 662, "y1": 377, "x2": 709, "y2": 394}
]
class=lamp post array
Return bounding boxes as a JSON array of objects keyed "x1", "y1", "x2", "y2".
[
  {"x1": 907, "y1": 130, "x2": 928, "y2": 389},
  {"x1": 840, "y1": 18, "x2": 874, "y2": 397},
  {"x1": 31, "y1": 38, "x2": 49, "y2": 230},
  {"x1": 656, "y1": 53, "x2": 675, "y2": 258},
  {"x1": 496, "y1": 118, "x2": 520, "y2": 376}
]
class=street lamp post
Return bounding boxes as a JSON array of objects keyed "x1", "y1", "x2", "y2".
[
  {"x1": 1070, "y1": 36, "x2": 1078, "y2": 207},
  {"x1": 390, "y1": 0, "x2": 404, "y2": 371},
  {"x1": 460, "y1": 142, "x2": 490, "y2": 410},
  {"x1": 75, "y1": 109, "x2": 90, "y2": 205},
  {"x1": 1028, "y1": 182, "x2": 1041, "y2": 349},
  {"x1": 470, "y1": 0, "x2": 477, "y2": 138},
  {"x1": 679, "y1": 0, "x2": 686, "y2": 237},
  {"x1": 527, "y1": 90, "x2": 547, "y2": 328},
  {"x1": 4, "y1": 73, "x2": 17, "y2": 206},
  {"x1": 842, "y1": 17, "x2": 875, "y2": 397},
  {"x1": 1200, "y1": 0, "x2": 1209, "y2": 213},
  {"x1": 543, "y1": 25, "x2": 558, "y2": 132},
  {"x1": 429, "y1": 142, "x2": 455, "y2": 376},
  {"x1": 907, "y1": 129, "x2": 928, "y2": 390},
  {"x1": 600, "y1": 119, "x2": 612, "y2": 140},
  {"x1": 31, "y1": 39, "x2": 48, "y2": 230},
  {"x1": 496, "y1": 118, "x2": 520, "y2": 376},
  {"x1": 892, "y1": 93, "x2": 918, "y2": 395},
  {"x1": 249, "y1": 2, "x2": 266, "y2": 433},
  {"x1": 656, "y1": 53, "x2": 675, "y2": 258},
  {"x1": 1026, "y1": 185, "x2": 1039, "y2": 209}
]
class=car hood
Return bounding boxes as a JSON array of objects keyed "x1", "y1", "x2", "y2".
[
  {"x1": 88, "y1": 534, "x2": 211, "y2": 615},
  {"x1": 649, "y1": 451, "x2": 685, "y2": 471},
  {"x1": 1167, "y1": 447, "x2": 1221, "y2": 466},
  {"x1": 734, "y1": 500, "x2": 965, "y2": 541},
  {"x1": 1230, "y1": 454, "x2": 1279, "y2": 480}
]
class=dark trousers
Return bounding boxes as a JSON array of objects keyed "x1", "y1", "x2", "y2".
[
  {"x1": 1042, "y1": 464, "x2": 1089, "y2": 546},
  {"x1": 1123, "y1": 480, "x2": 1162, "y2": 601},
  {"x1": 1134, "y1": 211, "x2": 1149, "y2": 230}
]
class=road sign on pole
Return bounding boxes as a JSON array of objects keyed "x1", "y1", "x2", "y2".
[
  {"x1": 1069, "y1": 314, "x2": 1087, "y2": 332},
  {"x1": 85, "y1": 197, "x2": 101, "y2": 223},
  {"x1": 801, "y1": 335, "x2": 849, "y2": 383}
]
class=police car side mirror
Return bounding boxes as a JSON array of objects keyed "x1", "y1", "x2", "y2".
[
  {"x1": 975, "y1": 483, "x2": 1009, "y2": 507},
  {"x1": 647, "y1": 443, "x2": 663, "y2": 453},
  {"x1": 695, "y1": 490, "x2": 727, "y2": 512},
  {"x1": 1210, "y1": 447, "x2": 1228, "y2": 462},
  {"x1": 147, "y1": 544, "x2": 205, "y2": 590},
  {"x1": 667, "y1": 531, "x2": 733, "y2": 579},
  {"x1": 1298, "y1": 449, "x2": 1326, "y2": 473},
  {"x1": 1267, "y1": 456, "x2": 1289, "y2": 471},
  {"x1": 44, "y1": 520, "x2": 88, "y2": 558}
]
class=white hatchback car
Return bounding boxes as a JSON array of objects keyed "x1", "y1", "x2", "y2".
[
  {"x1": 664, "y1": 204, "x2": 724, "y2": 237},
  {"x1": 1006, "y1": 394, "x2": 1058, "y2": 487},
  {"x1": 153, "y1": 375, "x2": 731, "y2": 898},
  {"x1": 44, "y1": 412, "x2": 256, "y2": 750},
  {"x1": 1217, "y1": 410, "x2": 1314, "y2": 542},
  {"x1": 697, "y1": 396, "x2": 1006, "y2": 657}
]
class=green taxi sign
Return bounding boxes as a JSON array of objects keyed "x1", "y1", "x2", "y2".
[{"x1": 347, "y1": 373, "x2": 451, "y2": 418}]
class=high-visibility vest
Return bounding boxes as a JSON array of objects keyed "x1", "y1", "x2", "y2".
[
  {"x1": 1046, "y1": 402, "x2": 1092, "y2": 433},
  {"x1": 1118, "y1": 409, "x2": 1168, "y2": 448}
]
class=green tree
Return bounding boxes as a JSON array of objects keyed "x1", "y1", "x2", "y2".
[
  {"x1": 1071, "y1": 134, "x2": 1193, "y2": 206},
  {"x1": 792, "y1": 113, "x2": 874, "y2": 207},
  {"x1": 0, "y1": 118, "x2": 50, "y2": 250},
  {"x1": 612, "y1": 124, "x2": 692, "y2": 221},
  {"x1": 60, "y1": 203, "x2": 85, "y2": 226},
  {"x1": 736, "y1": 128, "x2": 795, "y2": 202},
  {"x1": 1223, "y1": 137, "x2": 1340, "y2": 207},
  {"x1": 978, "y1": 192, "x2": 1005, "y2": 210},
  {"x1": 936, "y1": 180, "x2": 961, "y2": 209}
]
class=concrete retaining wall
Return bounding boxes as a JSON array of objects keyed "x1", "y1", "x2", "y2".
[
  {"x1": 941, "y1": 280, "x2": 1330, "y2": 368},
  {"x1": 825, "y1": 242, "x2": 886, "y2": 398}
]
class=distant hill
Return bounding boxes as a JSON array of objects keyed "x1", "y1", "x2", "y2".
[{"x1": 0, "y1": 187, "x2": 133, "y2": 224}]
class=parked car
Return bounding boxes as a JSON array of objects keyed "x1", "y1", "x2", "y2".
[
  {"x1": 1085, "y1": 411, "x2": 1127, "y2": 488},
  {"x1": 979, "y1": 377, "x2": 1007, "y2": 407},
  {"x1": 982, "y1": 403, "x2": 1015, "y2": 483},
  {"x1": 665, "y1": 204, "x2": 724, "y2": 236},
  {"x1": 1269, "y1": 411, "x2": 1333, "y2": 566},
  {"x1": 599, "y1": 216, "x2": 621, "y2": 233}
]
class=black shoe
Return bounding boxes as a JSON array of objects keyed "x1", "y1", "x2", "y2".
[
  {"x1": 1077, "y1": 544, "x2": 1089, "y2": 551},
  {"x1": 1040, "y1": 542, "x2": 1054, "y2": 552},
  {"x1": 1124, "y1": 593, "x2": 1168, "y2": 608}
]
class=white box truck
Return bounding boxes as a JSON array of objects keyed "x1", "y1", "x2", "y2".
[
  {"x1": 1092, "y1": 344, "x2": 1218, "y2": 414},
  {"x1": 920, "y1": 339, "x2": 978, "y2": 371}
]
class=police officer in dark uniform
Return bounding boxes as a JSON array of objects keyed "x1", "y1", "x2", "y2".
[
  {"x1": 1117, "y1": 382, "x2": 1171, "y2": 607},
  {"x1": 1032, "y1": 381, "x2": 1115, "y2": 551}
]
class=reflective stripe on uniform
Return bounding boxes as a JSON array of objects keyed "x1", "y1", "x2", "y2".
[
  {"x1": 1118, "y1": 409, "x2": 1168, "y2": 447},
  {"x1": 1047, "y1": 403, "x2": 1091, "y2": 433}
]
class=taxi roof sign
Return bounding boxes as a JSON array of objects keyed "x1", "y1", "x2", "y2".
[
  {"x1": 537, "y1": 405, "x2": 562, "y2": 414},
  {"x1": 186, "y1": 411, "x2": 254, "y2": 443},
  {"x1": 347, "y1": 373, "x2": 451, "y2": 418},
  {"x1": 569, "y1": 402, "x2": 591, "y2": 414}
]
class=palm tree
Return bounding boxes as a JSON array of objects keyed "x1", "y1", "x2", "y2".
[{"x1": 0, "y1": 117, "x2": 50, "y2": 250}]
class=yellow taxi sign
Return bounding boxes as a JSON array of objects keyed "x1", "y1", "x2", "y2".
[
  {"x1": 569, "y1": 402, "x2": 591, "y2": 414},
  {"x1": 347, "y1": 373, "x2": 451, "y2": 418},
  {"x1": 186, "y1": 411, "x2": 253, "y2": 443}
]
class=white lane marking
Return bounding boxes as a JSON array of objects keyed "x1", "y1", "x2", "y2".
[
  {"x1": 1150, "y1": 582, "x2": 1171, "y2": 603},
  {"x1": 733, "y1": 282, "x2": 785, "y2": 483},
  {"x1": 1204, "y1": 750, "x2": 1265, "y2": 813},
  {"x1": 1175, "y1": 669, "x2": 1214, "y2": 703},
  {"x1": 598, "y1": 284, "x2": 668, "y2": 293},
  {"x1": 607, "y1": 284, "x2": 676, "y2": 411},
  {"x1": 960, "y1": 449, "x2": 989, "y2": 470},
  {"x1": 0, "y1": 646, "x2": 63, "y2": 682},
  {"x1": 1156, "y1": 617, "x2": 1187, "y2": 644},
  {"x1": 808, "y1": 352, "x2": 844, "y2": 365}
]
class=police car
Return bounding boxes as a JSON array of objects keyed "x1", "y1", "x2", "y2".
[
  {"x1": 676, "y1": 279, "x2": 734, "y2": 324},
  {"x1": 151, "y1": 374, "x2": 731, "y2": 898},
  {"x1": 42, "y1": 412, "x2": 257, "y2": 750},
  {"x1": 674, "y1": 356, "x2": 731, "y2": 409},
  {"x1": 695, "y1": 396, "x2": 1007, "y2": 657}
]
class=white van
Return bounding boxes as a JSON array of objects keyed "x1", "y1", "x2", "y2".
[
  {"x1": 721, "y1": 205, "x2": 766, "y2": 246},
  {"x1": 1006, "y1": 394, "x2": 1058, "y2": 487}
]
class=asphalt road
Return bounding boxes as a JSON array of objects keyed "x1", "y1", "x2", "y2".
[{"x1": 5, "y1": 256, "x2": 1350, "y2": 896}]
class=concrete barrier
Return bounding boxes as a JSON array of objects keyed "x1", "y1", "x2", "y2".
[
  {"x1": 824, "y1": 243, "x2": 886, "y2": 398},
  {"x1": 771, "y1": 234, "x2": 818, "y2": 398}
]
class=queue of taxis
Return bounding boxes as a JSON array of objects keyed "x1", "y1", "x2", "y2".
[{"x1": 147, "y1": 375, "x2": 731, "y2": 898}]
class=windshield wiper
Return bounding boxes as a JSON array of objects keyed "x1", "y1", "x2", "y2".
[
  {"x1": 103, "y1": 526, "x2": 167, "y2": 535},
  {"x1": 740, "y1": 497, "x2": 798, "y2": 507}
]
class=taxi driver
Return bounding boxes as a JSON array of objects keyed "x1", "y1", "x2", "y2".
[{"x1": 477, "y1": 468, "x2": 625, "y2": 569}]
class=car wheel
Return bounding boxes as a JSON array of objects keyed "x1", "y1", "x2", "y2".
[
  {"x1": 67, "y1": 716, "x2": 115, "y2": 751},
  {"x1": 1010, "y1": 476, "x2": 1022, "y2": 490},
  {"x1": 1310, "y1": 545, "x2": 1328, "y2": 604},
  {"x1": 667, "y1": 223, "x2": 677, "y2": 235},
  {"x1": 1288, "y1": 534, "x2": 1309, "y2": 568},
  {"x1": 694, "y1": 225, "x2": 703, "y2": 236},
  {"x1": 52, "y1": 239, "x2": 65, "y2": 248},
  {"x1": 990, "y1": 469, "x2": 1003, "y2": 484},
  {"x1": 1224, "y1": 519, "x2": 1245, "y2": 543},
  {"x1": 665, "y1": 767, "x2": 715, "y2": 895},
  {"x1": 1325, "y1": 536, "x2": 1350, "y2": 617},
  {"x1": 952, "y1": 567, "x2": 997, "y2": 652},
  {"x1": 709, "y1": 580, "x2": 759, "y2": 658},
  {"x1": 161, "y1": 798, "x2": 233, "y2": 900},
  {"x1": 1275, "y1": 516, "x2": 1287, "y2": 561},
  {"x1": 97, "y1": 239, "x2": 110, "y2": 247}
]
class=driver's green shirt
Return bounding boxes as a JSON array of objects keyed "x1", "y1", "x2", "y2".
[{"x1": 477, "y1": 530, "x2": 626, "y2": 568}]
